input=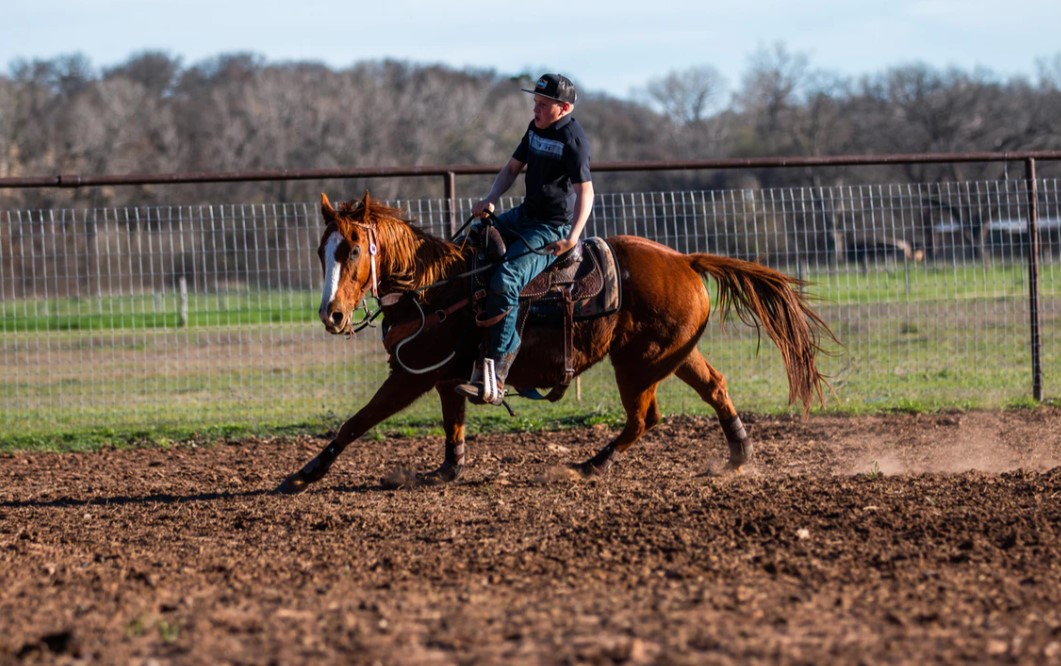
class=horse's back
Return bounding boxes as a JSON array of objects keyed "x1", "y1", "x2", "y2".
[
  {"x1": 607, "y1": 235, "x2": 707, "y2": 294},
  {"x1": 606, "y1": 235, "x2": 712, "y2": 329}
]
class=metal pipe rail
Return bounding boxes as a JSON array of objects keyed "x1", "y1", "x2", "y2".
[
  {"x1": 5, "y1": 150, "x2": 1061, "y2": 190},
  {"x1": 4, "y1": 150, "x2": 1061, "y2": 401}
]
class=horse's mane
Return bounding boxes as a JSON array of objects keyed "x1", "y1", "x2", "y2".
[{"x1": 337, "y1": 199, "x2": 466, "y2": 293}]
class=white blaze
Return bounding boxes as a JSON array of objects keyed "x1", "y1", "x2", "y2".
[{"x1": 319, "y1": 231, "x2": 343, "y2": 317}]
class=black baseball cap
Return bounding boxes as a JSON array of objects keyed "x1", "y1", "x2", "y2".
[{"x1": 521, "y1": 73, "x2": 577, "y2": 104}]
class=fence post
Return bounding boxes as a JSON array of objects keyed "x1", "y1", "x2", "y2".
[
  {"x1": 1024, "y1": 158, "x2": 1043, "y2": 402},
  {"x1": 444, "y1": 171, "x2": 457, "y2": 235},
  {"x1": 178, "y1": 277, "x2": 189, "y2": 328}
]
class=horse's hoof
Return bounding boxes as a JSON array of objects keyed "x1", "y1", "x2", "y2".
[
  {"x1": 726, "y1": 440, "x2": 753, "y2": 468},
  {"x1": 567, "y1": 460, "x2": 607, "y2": 479},
  {"x1": 725, "y1": 449, "x2": 753, "y2": 472},
  {"x1": 416, "y1": 463, "x2": 462, "y2": 486},
  {"x1": 274, "y1": 473, "x2": 310, "y2": 495}
]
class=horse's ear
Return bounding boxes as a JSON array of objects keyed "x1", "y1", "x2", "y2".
[
  {"x1": 362, "y1": 190, "x2": 372, "y2": 221},
  {"x1": 321, "y1": 193, "x2": 336, "y2": 225}
]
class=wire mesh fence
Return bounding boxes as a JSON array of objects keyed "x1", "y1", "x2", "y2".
[{"x1": 2, "y1": 180, "x2": 1059, "y2": 438}]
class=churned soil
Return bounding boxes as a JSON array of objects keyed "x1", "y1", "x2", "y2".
[{"x1": 1, "y1": 408, "x2": 1060, "y2": 665}]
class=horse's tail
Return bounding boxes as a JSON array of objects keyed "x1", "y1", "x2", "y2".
[{"x1": 689, "y1": 253, "x2": 837, "y2": 415}]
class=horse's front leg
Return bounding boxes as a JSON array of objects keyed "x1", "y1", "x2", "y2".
[
  {"x1": 416, "y1": 382, "x2": 468, "y2": 485},
  {"x1": 275, "y1": 371, "x2": 432, "y2": 495}
]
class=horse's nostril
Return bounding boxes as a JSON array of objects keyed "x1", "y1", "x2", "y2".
[{"x1": 330, "y1": 312, "x2": 344, "y2": 326}]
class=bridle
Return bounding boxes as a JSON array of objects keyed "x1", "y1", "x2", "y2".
[
  {"x1": 337, "y1": 219, "x2": 383, "y2": 334},
  {"x1": 333, "y1": 212, "x2": 553, "y2": 372},
  {"x1": 350, "y1": 220, "x2": 380, "y2": 299}
]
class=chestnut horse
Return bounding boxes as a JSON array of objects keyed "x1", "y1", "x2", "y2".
[{"x1": 275, "y1": 193, "x2": 834, "y2": 494}]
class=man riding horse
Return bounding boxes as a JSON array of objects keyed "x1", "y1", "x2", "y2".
[
  {"x1": 275, "y1": 75, "x2": 834, "y2": 495},
  {"x1": 454, "y1": 73, "x2": 595, "y2": 405}
]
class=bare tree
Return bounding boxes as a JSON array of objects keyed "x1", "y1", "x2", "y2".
[
  {"x1": 645, "y1": 65, "x2": 728, "y2": 126},
  {"x1": 734, "y1": 43, "x2": 812, "y2": 142},
  {"x1": 1035, "y1": 53, "x2": 1061, "y2": 90},
  {"x1": 0, "y1": 77, "x2": 15, "y2": 179},
  {"x1": 4, "y1": 48, "x2": 1061, "y2": 209},
  {"x1": 104, "y1": 51, "x2": 182, "y2": 97}
]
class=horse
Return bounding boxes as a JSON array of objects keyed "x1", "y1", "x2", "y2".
[{"x1": 275, "y1": 193, "x2": 836, "y2": 494}]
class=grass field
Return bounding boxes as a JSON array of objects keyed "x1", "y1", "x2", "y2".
[{"x1": 2, "y1": 261, "x2": 1059, "y2": 450}]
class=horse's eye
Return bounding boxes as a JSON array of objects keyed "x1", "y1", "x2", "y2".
[{"x1": 350, "y1": 245, "x2": 361, "y2": 258}]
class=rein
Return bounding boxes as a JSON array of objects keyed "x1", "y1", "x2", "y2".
[
  {"x1": 347, "y1": 298, "x2": 383, "y2": 334},
  {"x1": 405, "y1": 212, "x2": 553, "y2": 297},
  {"x1": 390, "y1": 296, "x2": 461, "y2": 374},
  {"x1": 342, "y1": 213, "x2": 553, "y2": 372}
]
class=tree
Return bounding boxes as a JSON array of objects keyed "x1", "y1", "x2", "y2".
[
  {"x1": 3, "y1": 49, "x2": 1061, "y2": 209},
  {"x1": 1035, "y1": 53, "x2": 1061, "y2": 90},
  {"x1": 645, "y1": 65, "x2": 728, "y2": 126},
  {"x1": 733, "y1": 43, "x2": 811, "y2": 145}
]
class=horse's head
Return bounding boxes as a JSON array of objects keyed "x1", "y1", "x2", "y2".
[{"x1": 317, "y1": 192, "x2": 380, "y2": 334}]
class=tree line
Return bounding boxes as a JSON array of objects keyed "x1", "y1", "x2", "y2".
[{"x1": 2, "y1": 45, "x2": 1061, "y2": 210}]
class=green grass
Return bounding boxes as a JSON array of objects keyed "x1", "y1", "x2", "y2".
[
  {"x1": 811, "y1": 262, "x2": 1048, "y2": 303},
  {"x1": 0, "y1": 290, "x2": 320, "y2": 332},
  {"x1": 2, "y1": 261, "x2": 1059, "y2": 450},
  {"x1": 3, "y1": 262, "x2": 1055, "y2": 334},
  {"x1": 0, "y1": 416, "x2": 339, "y2": 453}
]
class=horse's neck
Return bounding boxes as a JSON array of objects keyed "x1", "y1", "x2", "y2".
[{"x1": 377, "y1": 220, "x2": 468, "y2": 294}]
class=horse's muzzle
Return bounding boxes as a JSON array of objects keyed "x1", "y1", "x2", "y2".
[{"x1": 320, "y1": 306, "x2": 349, "y2": 334}]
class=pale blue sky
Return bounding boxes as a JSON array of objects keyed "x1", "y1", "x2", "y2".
[{"x1": 3, "y1": 0, "x2": 1058, "y2": 99}]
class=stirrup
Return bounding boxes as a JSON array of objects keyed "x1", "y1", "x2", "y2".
[
  {"x1": 454, "y1": 358, "x2": 506, "y2": 406},
  {"x1": 482, "y1": 358, "x2": 505, "y2": 405}
]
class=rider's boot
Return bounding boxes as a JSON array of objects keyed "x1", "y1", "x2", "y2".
[{"x1": 454, "y1": 350, "x2": 517, "y2": 406}]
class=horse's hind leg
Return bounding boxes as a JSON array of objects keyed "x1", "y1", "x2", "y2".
[
  {"x1": 573, "y1": 379, "x2": 662, "y2": 477},
  {"x1": 417, "y1": 383, "x2": 467, "y2": 485},
  {"x1": 674, "y1": 348, "x2": 752, "y2": 468}
]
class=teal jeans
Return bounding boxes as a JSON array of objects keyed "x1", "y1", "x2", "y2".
[{"x1": 481, "y1": 207, "x2": 569, "y2": 357}]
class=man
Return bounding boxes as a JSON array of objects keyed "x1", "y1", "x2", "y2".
[{"x1": 455, "y1": 73, "x2": 595, "y2": 405}]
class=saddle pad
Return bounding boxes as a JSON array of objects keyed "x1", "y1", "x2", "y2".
[{"x1": 522, "y1": 237, "x2": 621, "y2": 323}]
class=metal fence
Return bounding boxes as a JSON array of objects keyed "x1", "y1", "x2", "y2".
[{"x1": 2, "y1": 180, "x2": 1059, "y2": 437}]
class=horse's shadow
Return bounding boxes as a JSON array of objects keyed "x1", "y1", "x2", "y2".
[
  {"x1": 330, "y1": 475, "x2": 504, "y2": 494},
  {"x1": 0, "y1": 478, "x2": 452, "y2": 509},
  {"x1": 0, "y1": 489, "x2": 272, "y2": 510}
]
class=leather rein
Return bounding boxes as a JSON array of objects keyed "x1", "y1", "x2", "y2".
[{"x1": 342, "y1": 213, "x2": 553, "y2": 375}]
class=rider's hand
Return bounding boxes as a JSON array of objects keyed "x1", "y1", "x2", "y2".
[
  {"x1": 472, "y1": 200, "x2": 496, "y2": 218},
  {"x1": 545, "y1": 237, "x2": 578, "y2": 256}
]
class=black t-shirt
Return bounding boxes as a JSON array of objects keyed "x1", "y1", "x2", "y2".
[{"x1": 512, "y1": 115, "x2": 592, "y2": 224}]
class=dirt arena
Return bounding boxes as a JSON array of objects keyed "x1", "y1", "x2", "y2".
[{"x1": 2, "y1": 408, "x2": 1059, "y2": 665}]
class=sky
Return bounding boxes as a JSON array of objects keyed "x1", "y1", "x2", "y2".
[{"x1": 2, "y1": 0, "x2": 1059, "y2": 100}]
